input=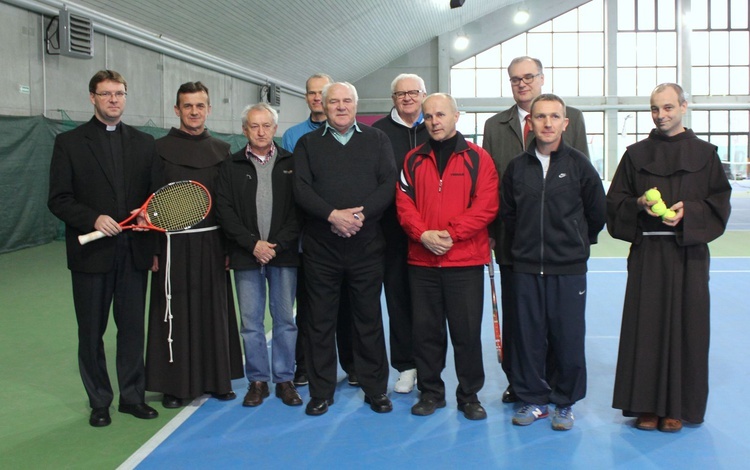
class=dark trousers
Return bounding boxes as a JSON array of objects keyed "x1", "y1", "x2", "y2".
[
  {"x1": 294, "y1": 260, "x2": 354, "y2": 375},
  {"x1": 409, "y1": 265, "x2": 485, "y2": 404},
  {"x1": 382, "y1": 235, "x2": 414, "y2": 372},
  {"x1": 302, "y1": 234, "x2": 388, "y2": 400},
  {"x1": 71, "y1": 237, "x2": 148, "y2": 409},
  {"x1": 510, "y1": 272, "x2": 587, "y2": 407},
  {"x1": 500, "y1": 264, "x2": 558, "y2": 389},
  {"x1": 499, "y1": 264, "x2": 515, "y2": 378}
]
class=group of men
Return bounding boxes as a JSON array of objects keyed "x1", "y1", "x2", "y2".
[{"x1": 49, "y1": 55, "x2": 730, "y2": 433}]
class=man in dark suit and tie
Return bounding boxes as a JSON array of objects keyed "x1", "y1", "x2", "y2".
[{"x1": 48, "y1": 70, "x2": 164, "y2": 427}]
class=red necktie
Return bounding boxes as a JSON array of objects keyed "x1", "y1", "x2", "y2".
[{"x1": 523, "y1": 114, "x2": 531, "y2": 147}]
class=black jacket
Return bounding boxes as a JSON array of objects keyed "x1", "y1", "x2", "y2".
[
  {"x1": 215, "y1": 145, "x2": 300, "y2": 270},
  {"x1": 500, "y1": 140, "x2": 606, "y2": 275},
  {"x1": 47, "y1": 117, "x2": 164, "y2": 273}
]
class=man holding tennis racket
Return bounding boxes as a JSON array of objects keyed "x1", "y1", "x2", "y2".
[{"x1": 48, "y1": 70, "x2": 164, "y2": 427}]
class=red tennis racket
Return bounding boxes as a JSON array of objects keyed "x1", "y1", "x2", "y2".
[
  {"x1": 78, "y1": 180, "x2": 211, "y2": 245},
  {"x1": 488, "y1": 254, "x2": 503, "y2": 363}
]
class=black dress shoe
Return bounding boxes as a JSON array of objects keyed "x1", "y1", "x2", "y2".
[
  {"x1": 293, "y1": 370, "x2": 309, "y2": 387},
  {"x1": 458, "y1": 402, "x2": 487, "y2": 420},
  {"x1": 305, "y1": 397, "x2": 334, "y2": 416},
  {"x1": 502, "y1": 385, "x2": 519, "y2": 403},
  {"x1": 411, "y1": 397, "x2": 447, "y2": 416},
  {"x1": 212, "y1": 391, "x2": 237, "y2": 401},
  {"x1": 364, "y1": 393, "x2": 393, "y2": 413},
  {"x1": 118, "y1": 403, "x2": 159, "y2": 419},
  {"x1": 89, "y1": 407, "x2": 111, "y2": 427},
  {"x1": 347, "y1": 374, "x2": 360, "y2": 387},
  {"x1": 162, "y1": 394, "x2": 183, "y2": 409}
]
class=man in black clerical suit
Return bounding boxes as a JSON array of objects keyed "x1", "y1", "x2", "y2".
[{"x1": 48, "y1": 70, "x2": 164, "y2": 427}]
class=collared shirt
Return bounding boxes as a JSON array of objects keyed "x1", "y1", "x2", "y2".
[
  {"x1": 390, "y1": 108, "x2": 424, "y2": 128},
  {"x1": 518, "y1": 108, "x2": 532, "y2": 147},
  {"x1": 322, "y1": 121, "x2": 361, "y2": 145},
  {"x1": 245, "y1": 142, "x2": 277, "y2": 165}
]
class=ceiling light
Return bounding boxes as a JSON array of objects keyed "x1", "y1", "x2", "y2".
[
  {"x1": 514, "y1": 8, "x2": 530, "y2": 24},
  {"x1": 454, "y1": 34, "x2": 469, "y2": 50}
]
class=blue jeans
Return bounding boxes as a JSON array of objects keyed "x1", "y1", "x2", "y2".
[{"x1": 235, "y1": 266, "x2": 297, "y2": 383}]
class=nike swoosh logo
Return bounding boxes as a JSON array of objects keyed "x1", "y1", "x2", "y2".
[{"x1": 579, "y1": 290, "x2": 586, "y2": 295}]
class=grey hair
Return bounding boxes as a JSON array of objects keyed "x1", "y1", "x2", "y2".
[
  {"x1": 390, "y1": 73, "x2": 426, "y2": 93},
  {"x1": 322, "y1": 82, "x2": 358, "y2": 104},
  {"x1": 240, "y1": 102, "x2": 278, "y2": 127},
  {"x1": 507, "y1": 56, "x2": 544, "y2": 76}
]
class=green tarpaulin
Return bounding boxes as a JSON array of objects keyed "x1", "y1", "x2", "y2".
[{"x1": 0, "y1": 115, "x2": 248, "y2": 254}]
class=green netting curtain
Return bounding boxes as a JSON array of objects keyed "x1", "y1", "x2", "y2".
[{"x1": 0, "y1": 115, "x2": 248, "y2": 254}]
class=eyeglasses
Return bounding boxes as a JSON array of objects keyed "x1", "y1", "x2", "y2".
[
  {"x1": 93, "y1": 91, "x2": 127, "y2": 99},
  {"x1": 509, "y1": 73, "x2": 541, "y2": 86},
  {"x1": 393, "y1": 90, "x2": 423, "y2": 100}
]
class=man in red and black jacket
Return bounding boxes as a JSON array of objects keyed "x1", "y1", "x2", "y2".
[{"x1": 396, "y1": 93, "x2": 499, "y2": 421}]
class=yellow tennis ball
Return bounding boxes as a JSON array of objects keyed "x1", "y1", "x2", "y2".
[
  {"x1": 663, "y1": 209, "x2": 676, "y2": 219},
  {"x1": 645, "y1": 189, "x2": 661, "y2": 202},
  {"x1": 651, "y1": 201, "x2": 667, "y2": 216}
]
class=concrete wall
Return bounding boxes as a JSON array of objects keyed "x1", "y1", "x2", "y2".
[
  {"x1": 354, "y1": 40, "x2": 439, "y2": 115},
  {"x1": 0, "y1": 2, "x2": 307, "y2": 134}
]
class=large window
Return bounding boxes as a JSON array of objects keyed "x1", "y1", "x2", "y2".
[
  {"x1": 617, "y1": 0, "x2": 678, "y2": 96},
  {"x1": 691, "y1": 0, "x2": 750, "y2": 96},
  {"x1": 451, "y1": 0, "x2": 605, "y2": 98},
  {"x1": 451, "y1": 0, "x2": 750, "y2": 180}
]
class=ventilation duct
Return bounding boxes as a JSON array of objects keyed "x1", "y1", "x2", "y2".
[
  {"x1": 59, "y1": 9, "x2": 94, "y2": 59},
  {"x1": 260, "y1": 83, "x2": 281, "y2": 106}
]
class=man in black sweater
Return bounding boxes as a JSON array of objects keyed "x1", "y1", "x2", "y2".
[
  {"x1": 293, "y1": 82, "x2": 397, "y2": 416},
  {"x1": 372, "y1": 73, "x2": 429, "y2": 394}
]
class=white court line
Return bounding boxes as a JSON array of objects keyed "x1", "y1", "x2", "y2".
[
  {"x1": 118, "y1": 329, "x2": 276, "y2": 469},
  {"x1": 589, "y1": 270, "x2": 750, "y2": 273},
  {"x1": 117, "y1": 396, "x2": 209, "y2": 470}
]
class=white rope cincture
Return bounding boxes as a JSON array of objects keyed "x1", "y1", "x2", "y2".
[{"x1": 163, "y1": 225, "x2": 220, "y2": 363}]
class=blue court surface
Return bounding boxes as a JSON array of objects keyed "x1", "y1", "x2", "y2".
[{"x1": 123, "y1": 257, "x2": 750, "y2": 470}]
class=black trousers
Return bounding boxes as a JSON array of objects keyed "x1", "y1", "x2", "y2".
[
  {"x1": 302, "y1": 233, "x2": 388, "y2": 400},
  {"x1": 294, "y1": 260, "x2": 354, "y2": 376},
  {"x1": 510, "y1": 272, "x2": 587, "y2": 407},
  {"x1": 499, "y1": 264, "x2": 515, "y2": 379},
  {"x1": 382, "y1": 234, "x2": 415, "y2": 372},
  {"x1": 71, "y1": 236, "x2": 148, "y2": 409},
  {"x1": 409, "y1": 265, "x2": 485, "y2": 404}
]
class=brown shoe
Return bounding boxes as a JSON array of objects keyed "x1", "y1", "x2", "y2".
[
  {"x1": 658, "y1": 417, "x2": 683, "y2": 433},
  {"x1": 242, "y1": 381, "x2": 269, "y2": 407},
  {"x1": 275, "y1": 381, "x2": 303, "y2": 406},
  {"x1": 635, "y1": 413, "x2": 658, "y2": 431}
]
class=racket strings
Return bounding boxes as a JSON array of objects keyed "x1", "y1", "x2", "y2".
[{"x1": 147, "y1": 182, "x2": 210, "y2": 231}]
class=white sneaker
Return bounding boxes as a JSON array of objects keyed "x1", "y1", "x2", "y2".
[{"x1": 394, "y1": 369, "x2": 417, "y2": 393}]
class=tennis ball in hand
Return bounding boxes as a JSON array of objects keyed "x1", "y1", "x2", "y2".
[
  {"x1": 651, "y1": 201, "x2": 667, "y2": 216},
  {"x1": 645, "y1": 188, "x2": 661, "y2": 202},
  {"x1": 663, "y1": 209, "x2": 676, "y2": 219}
]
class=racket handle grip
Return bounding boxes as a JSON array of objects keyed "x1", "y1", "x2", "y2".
[{"x1": 78, "y1": 230, "x2": 107, "y2": 245}]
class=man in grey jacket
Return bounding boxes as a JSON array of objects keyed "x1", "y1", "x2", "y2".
[{"x1": 482, "y1": 56, "x2": 589, "y2": 404}]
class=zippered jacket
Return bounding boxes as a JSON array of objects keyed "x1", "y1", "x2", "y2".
[
  {"x1": 396, "y1": 133, "x2": 499, "y2": 268},
  {"x1": 500, "y1": 140, "x2": 606, "y2": 275},
  {"x1": 215, "y1": 145, "x2": 301, "y2": 270}
]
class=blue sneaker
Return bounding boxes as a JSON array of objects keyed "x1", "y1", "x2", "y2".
[
  {"x1": 552, "y1": 405, "x2": 574, "y2": 431},
  {"x1": 512, "y1": 402, "x2": 549, "y2": 426}
]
